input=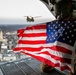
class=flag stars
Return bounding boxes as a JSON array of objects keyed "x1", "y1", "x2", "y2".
[
  {"x1": 48, "y1": 24, "x2": 50, "y2": 27},
  {"x1": 58, "y1": 29, "x2": 60, "y2": 32},
  {"x1": 46, "y1": 39, "x2": 49, "y2": 42},
  {"x1": 62, "y1": 21, "x2": 64, "y2": 23},
  {"x1": 74, "y1": 29, "x2": 76, "y2": 31},
  {"x1": 54, "y1": 30, "x2": 56, "y2": 31},
  {"x1": 67, "y1": 26, "x2": 69, "y2": 29},
  {"x1": 64, "y1": 23, "x2": 67, "y2": 26},
  {"x1": 48, "y1": 35, "x2": 50, "y2": 37},
  {"x1": 59, "y1": 31, "x2": 62, "y2": 34},
  {"x1": 52, "y1": 36, "x2": 53, "y2": 38},
  {"x1": 61, "y1": 27, "x2": 63, "y2": 29},
  {"x1": 69, "y1": 30, "x2": 72, "y2": 33},
  {"x1": 53, "y1": 24, "x2": 55, "y2": 26},
  {"x1": 56, "y1": 34, "x2": 58, "y2": 36},
  {"x1": 69, "y1": 40, "x2": 72, "y2": 43},
  {"x1": 68, "y1": 21, "x2": 70, "y2": 23},
  {"x1": 50, "y1": 38, "x2": 52, "y2": 41},
  {"x1": 56, "y1": 21, "x2": 58, "y2": 24},
  {"x1": 65, "y1": 32, "x2": 67, "y2": 34},
  {"x1": 55, "y1": 26, "x2": 57, "y2": 29},
  {"x1": 49, "y1": 37, "x2": 51, "y2": 39},
  {"x1": 72, "y1": 25, "x2": 74, "y2": 27},
  {"x1": 51, "y1": 32, "x2": 53, "y2": 34},
  {"x1": 50, "y1": 27, "x2": 53, "y2": 29},
  {"x1": 48, "y1": 30, "x2": 51, "y2": 32},
  {"x1": 74, "y1": 21, "x2": 76, "y2": 23},
  {"x1": 72, "y1": 35, "x2": 74, "y2": 37},
  {"x1": 63, "y1": 38, "x2": 65, "y2": 40},
  {"x1": 60, "y1": 34, "x2": 63, "y2": 36},
  {"x1": 58, "y1": 24, "x2": 61, "y2": 26},
  {"x1": 67, "y1": 36, "x2": 69, "y2": 38},
  {"x1": 55, "y1": 32, "x2": 57, "y2": 34},
  {"x1": 54, "y1": 38, "x2": 56, "y2": 40},
  {"x1": 47, "y1": 20, "x2": 75, "y2": 46},
  {"x1": 63, "y1": 29, "x2": 65, "y2": 31}
]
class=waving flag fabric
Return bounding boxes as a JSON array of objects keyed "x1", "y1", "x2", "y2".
[{"x1": 14, "y1": 20, "x2": 76, "y2": 75}]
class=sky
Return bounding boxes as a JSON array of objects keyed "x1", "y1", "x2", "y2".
[{"x1": 0, "y1": 0, "x2": 56, "y2": 25}]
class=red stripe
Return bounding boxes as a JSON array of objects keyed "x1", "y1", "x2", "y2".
[
  {"x1": 17, "y1": 29, "x2": 25, "y2": 37},
  {"x1": 49, "y1": 46, "x2": 72, "y2": 55},
  {"x1": 17, "y1": 29, "x2": 25, "y2": 33},
  {"x1": 18, "y1": 40, "x2": 46, "y2": 44},
  {"x1": 18, "y1": 33, "x2": 47, "y2": 37},
  {"x1": 14, "y1": 45, "x2": 72, "y2": 55},
  {"x1": 17, "y1": 24, "x2": 46, "y2": 34},
  {"x1": 14, "y1": 46, "x2": 72, "y2": 55},
  {"x1": 61, "y1": 66, "x2": 72, "y2": 72},
  {"x1": 39, "y1": 51, "x2": 71, "y2": 64},
  {"x1": 14, "y1": 47, "x2": 43, "y2": 52},
  {"x1": 17, "y1": 29, "x2": 24, "y2": 33},
  {"x1": 21, "y1": 51, "x2": 55, "y2": 67},
  {"x1": 14, "y1": 47, "x2": 71, "y2": 64},
  {"x1": 20, "y1": 51, "x2": 72, "y2": 72},
  {"x1": 14, "y1": 23, "x2": 73, "y2": 74},
  {"x1": 26, "y1": 24, "x2": 46, "y2": 30},
  {"x1": 18, "y1": 24, "x2": 46, "y2": 37}
]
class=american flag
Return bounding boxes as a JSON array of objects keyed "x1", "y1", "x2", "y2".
[{"x1": 14, "y1": 20, "x2": 76, "y2": 75}]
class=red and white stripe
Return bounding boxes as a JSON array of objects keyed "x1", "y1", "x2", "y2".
[{"x1": 14, "y1": 24, "x2": 74, "y2": 75}]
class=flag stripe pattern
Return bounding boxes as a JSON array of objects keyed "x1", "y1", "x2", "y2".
[{"x1": 14, "y1": 20, "x2": 76, "y2": 75}]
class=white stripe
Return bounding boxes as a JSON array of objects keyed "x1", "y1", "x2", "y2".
[
  {"x1": 30, "y1": 48, "x2": 72, "y2": 59},
  {"x1": 15, "y1": 50, "x2": 72, "y2": 67},
  {"x1": 24, "y1": 29, "x2": 46, "y2": 34},
  {"x1": 19, "y1": 50, "x2": 72, "y2": 67},
  {"x1": 15, "y1": 41, "x2": 74, "y2": 51},
  {"x1": 15, "y1": 43, "x2": 54, "y2": 48},
  {"x1": 14, "y1": 49, "x2": 71, "y2": 59},
  {"x1": 19, "y1": 36, "x2": 47, "y2": 41},
  {"x1": 55, "y1": 67, "x2": 71, "y2": 75},
  {"x1": 24, "y1": 51, "x2": 72, "y2": 72},
  {"x1": 56, "y1": 41, "x2": 74, "y2": 51},
  {"x1": 14, "y1": 50, "x2": 72, "y2": 73},
  {"x1": 16, "y1": 48, "x2": 71, "y2": 59}
]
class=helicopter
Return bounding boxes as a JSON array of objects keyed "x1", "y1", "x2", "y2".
[{"x1": 24, "y1": 16, "x2": 42, "y2": 22}]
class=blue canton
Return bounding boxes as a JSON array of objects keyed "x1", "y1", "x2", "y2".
[{"x1": 46, "y1": 20, "x2": 76, "y2": 46}]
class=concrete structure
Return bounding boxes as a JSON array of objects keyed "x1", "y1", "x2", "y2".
[
  {"x1": 0, "y1": 30, "x2": 7, "y2": 43},
  {"x1": 0, "y1": 58, "x2": 63, "y2": 75}
]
